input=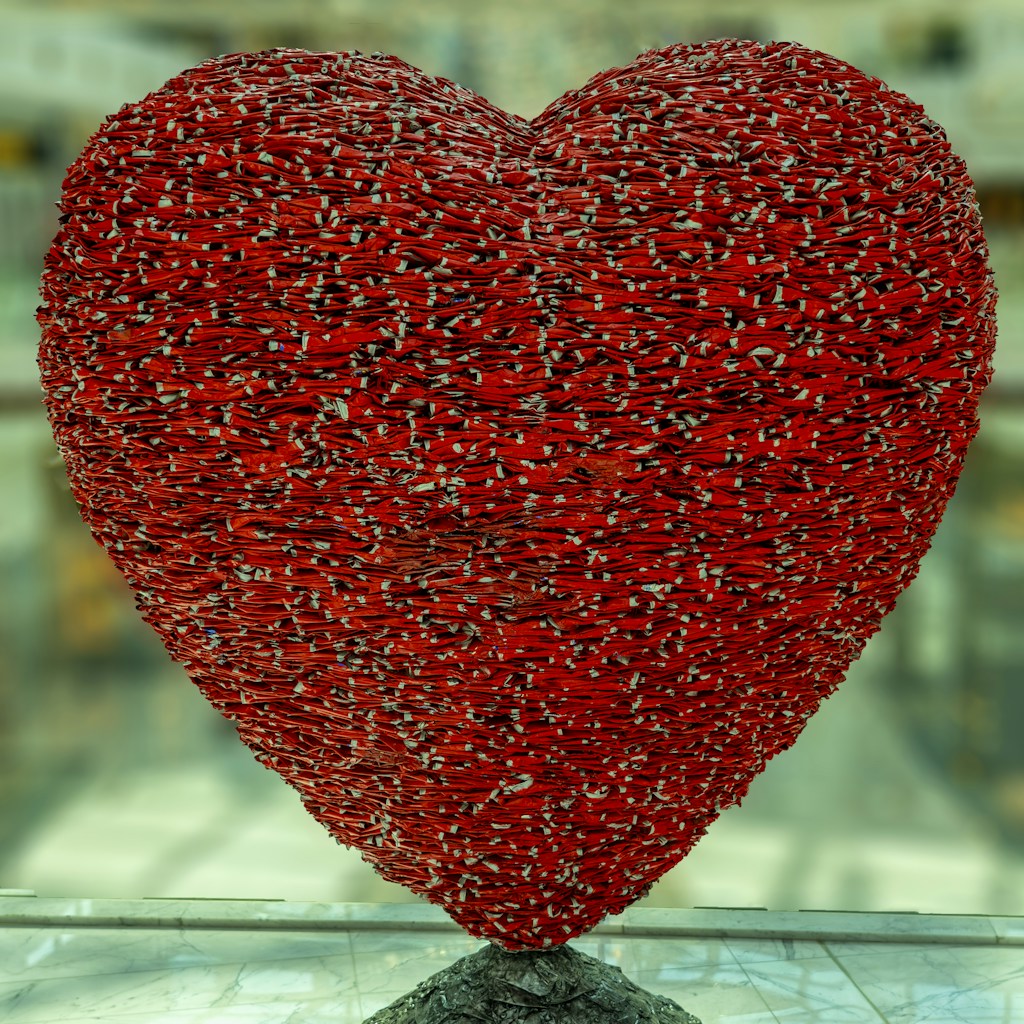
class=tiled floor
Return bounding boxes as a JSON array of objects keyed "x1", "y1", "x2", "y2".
[{"x1": 2, "y1": 898, "x2": 1022, "y2": 1023}]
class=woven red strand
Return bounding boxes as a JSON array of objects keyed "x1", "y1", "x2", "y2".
[{"x1": 38, "y1": 38, "x2": 996, "y2": 949}]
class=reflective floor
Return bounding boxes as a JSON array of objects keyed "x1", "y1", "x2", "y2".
[{"x1": 2, "y1": 898, "x2": 1023, "y2": 1023}]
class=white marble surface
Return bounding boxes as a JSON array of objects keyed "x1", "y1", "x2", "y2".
[
  {"x1": 1, "y1": 898, "x2": 1022, "y2": 1023},
  {"x1": 3, "y1": 894, "x2": 1018, "y2": 945}
]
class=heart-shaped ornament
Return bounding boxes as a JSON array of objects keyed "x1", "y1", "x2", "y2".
[{"x1": 38, "y1": 38, "x2": 995, "y2": 949}]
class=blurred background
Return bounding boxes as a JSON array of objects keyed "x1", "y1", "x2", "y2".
[{"x1": 2, "y1": 0, "x2": 1023, "y2": 916}]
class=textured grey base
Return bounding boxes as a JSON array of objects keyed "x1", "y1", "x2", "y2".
[{"x1": 364, "y1": 942, "x2": 701, "y2": 1024}]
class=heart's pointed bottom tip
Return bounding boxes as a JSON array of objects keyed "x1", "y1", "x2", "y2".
[{"x1": 362, "y1": 942, "x2": 700, "y2": 1024}]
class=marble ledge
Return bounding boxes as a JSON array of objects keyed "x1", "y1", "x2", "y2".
[{"x1": 1, "y1": 892, "x2": 1021, "y2": 947}]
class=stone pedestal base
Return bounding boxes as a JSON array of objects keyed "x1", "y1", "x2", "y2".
[{"x1": 364, "y1": 942, "x2": 700, "y2": 1024}]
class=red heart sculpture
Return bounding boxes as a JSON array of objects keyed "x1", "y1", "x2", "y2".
[{"x1": 38, "y1": 39, "x2": 995, "y2": 949}]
